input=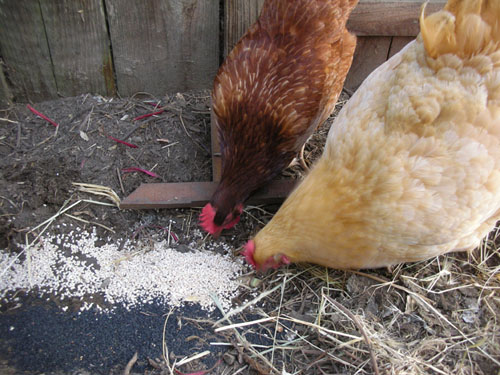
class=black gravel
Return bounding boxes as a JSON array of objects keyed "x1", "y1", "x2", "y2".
[{"x1": 0, "y1": 297, "x2": 224, "y2": 374}]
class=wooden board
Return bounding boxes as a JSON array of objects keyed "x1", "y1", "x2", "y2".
[
  {"x1": 388, "y1": 36, "x2": 414, "y2": 58},
  {"x1": 0, "y1": 0, "x2": 448, "y2": 103},
  {"x1": 105, "y1": 0, "x2": 219, "y2": 96},
  {"x1": 347, "y1": 1, "x2": 446, "y2": 36},
  {"x1": 0, "y1": 0, "x2": 57, "y2": 102},
  {"x1": 210, "y1": 109, "x2": 222, "y2": 181},
  {"x1": 120, "y1": 180, "x2": 297, "y2": 209},
  {"x1": 0, "y1": 62, "x2": 12, "y2": 109},
  {"x1": 224, "y1": 0, "x2": 265, "y2": 56},
  {"x1": 344, "y1": 36, "x2": 392, "y2": 91},
  {"x1": 39, "y1": 0, "x2": 115, "y2": 97}
]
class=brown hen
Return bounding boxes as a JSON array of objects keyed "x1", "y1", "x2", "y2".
[{"x1": 200, "y1": 0, "x2": 359, "y2": 236}]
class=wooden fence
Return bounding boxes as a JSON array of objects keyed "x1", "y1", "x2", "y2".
[{"x1": 0, "y1": 0, "x2": 445, "y2": 107}]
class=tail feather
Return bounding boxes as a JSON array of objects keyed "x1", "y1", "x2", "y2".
[{"x1": 420, "y1": 0, "x2": 500, "y2": 59}]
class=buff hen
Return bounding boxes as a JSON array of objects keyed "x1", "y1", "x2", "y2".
[{"x1": 244, "y1": 0, "x2": 500, "y2": 270}]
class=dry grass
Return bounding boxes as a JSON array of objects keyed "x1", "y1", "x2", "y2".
[{"x1": 212, "y1": 239, "x2": 499, "y2": 374}]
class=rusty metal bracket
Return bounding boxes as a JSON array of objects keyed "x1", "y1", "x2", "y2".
[{"x1": 120, "y1": 110, "x2": 297, "y2": 210}]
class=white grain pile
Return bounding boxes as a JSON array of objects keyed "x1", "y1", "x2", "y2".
[{"x1": 0, "y1": 225, "x2": 246, "y2": 312}]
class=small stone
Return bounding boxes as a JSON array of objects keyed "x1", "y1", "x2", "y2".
[
  {"x1": 223, "y1": 353, "x2": 235, "y2": 365},
  {"x1": 237, "y1": 353, "x2": 244, "y2": 365},
  {"x1": 176, "y1": 244, "x2": 191, "y2": 253}
]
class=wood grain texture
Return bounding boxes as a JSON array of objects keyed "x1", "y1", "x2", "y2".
[
  {"x1": 0, "y1": 0, "x2": 57, "y2": 101},
  {"x1": 0, "y1": 61, "x2": 12, "y2": 108},
  {"x1": 120, "y1": 180, "x2": 296, "y2": 209},
  {"x1": 347, "y1": 1, "x2": 446, "y2": 36},
  {"x1": 39, "y1": 0, "x2": 115, "y2": 97},
  {"x1": 344, "y1": 36, "x2": 392, "y2": 91},
  {"x1": 388, "y1": 36, "x2": 414, "y2": 58},
  {"x1": 224, "y1": 0, "x2": 265, "y2": 56},
  {"x1": 210, "y1": 109, "x2": 222, "y2": 182},
  {"x1": 105, "y1": 0, "x2": 219, "y2": 96}
]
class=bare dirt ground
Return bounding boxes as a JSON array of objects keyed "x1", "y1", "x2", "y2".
[{"x1": 0, "y1": 91, "x2": 499, "y2": 375}]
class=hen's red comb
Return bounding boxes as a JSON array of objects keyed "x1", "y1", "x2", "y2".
[
  {"x1": 242, "y1": 240, "x2": 257, "y2": 268},
  {"x1": 199, "y1": 203, "x2": 221, "y2": 235}
]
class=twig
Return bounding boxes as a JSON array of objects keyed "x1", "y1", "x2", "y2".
[
  {"x1": 116, "y1": 167, "x2": 125, "y2": 195},
  {"x1": 176, "y1": 350, "x2": 210, "y2": 367},
  {"x1": 64, "y1": 213, "x2": 115, "y2": 233},
  {"x1": 81, "y1": 199, "x2": 117, "y2": 207},
  {"x1": 163, "y1": 307, "x2": 176, "y2": 374},
  {"x1": 122, "y1": 352, "x2": 138, "y2": 375},
  {"x1": 324, "y1": 295, "x2": 380, "y2": 375},
  {"x1": 0, "y1": 117, "x2": 18, "y2": 124},
  {"x1": 162, "y1": 141, "x2": 179, "y2": 149},
  {"x1": 214, "y1": 317, "x2": 276, "y2": 332}
]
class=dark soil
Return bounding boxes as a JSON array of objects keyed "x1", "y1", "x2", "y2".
[{"x1": 0, "y1": 92, "x2": 213, "y2": 247}]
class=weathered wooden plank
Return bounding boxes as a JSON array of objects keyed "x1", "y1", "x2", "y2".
[
  {"x1": 224, "y1": 0, "x2": 265, "y2": 56},
  {"x1": 39, "y1": 0, "x2": 115, "y2": 97},
  {"x1": 210, "y1": 109, "x2": 222, "y2": 182},
  {"x1": 0, "y1": 61, "x2": 13, "y2": 109},
  {"x1": 347, "y1": 1, "x2": 445, "y2": 36},
  {"x1": 388, "y1": 36, "x2": 414, "y2": 58},
  {"x1": 105, "y1": 0, "x2": 219, "y2": 96},
  {"x1": 345, "y1": 36, "x2": 414, "y2": 91},
  {"x1": 0, "y1": 0, "x2": 57, "y2": 101},
  {"x1": 344, "y1": 36, "x2": 392, "y2": 91}
]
